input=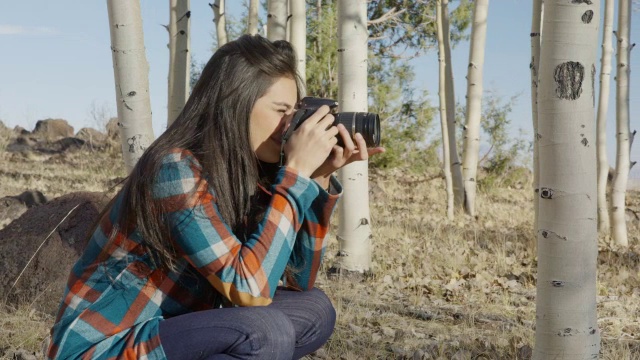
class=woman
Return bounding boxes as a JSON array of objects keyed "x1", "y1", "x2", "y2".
[{"x1": 47, "y1": 35, "x2": 384, "y2": 359}]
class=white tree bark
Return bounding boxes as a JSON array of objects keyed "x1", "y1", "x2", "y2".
[
  {"x1": 167, "y1": 0, "x2": 191, "y2": 128},
  {"x1": 461, "y1": 0, "x2": 489, "y2": 217},
  {"x1": 267, "y1": 0, "x2": 288, "y2": 41},
  {"x1": 611, "y1": 0, "x2": 632, "y2": 247},
  {"x1": 247, "y1": 0, "x2": 259, "y2": 35},
  {"x1": 437, "y1": 0, "x2": 454, "y2": 220},
  {"x1": 290, "y1": 0, "x2": 306, "y2": 89},
  {"x1": 596, "y1": 0, "x2": 614, "y2": 233},
  {"x1": 336, "y1": 0, "x2": 372, "y2": 273},
  {"x1": 531, "y1": 0, "x2": 543, "y2": 233},
  {"x1": 106, "y1": 0, "x2": 155, "y2": 173},
  {"x1": 211, "y1": 0, "x2": 228, "y2": 48},
  {"x1": 442, "y1": 0, "x2": 464, "y2": 208},
  {"x1": 533, "y1": 0, "x2": 601, "y2": 358}
]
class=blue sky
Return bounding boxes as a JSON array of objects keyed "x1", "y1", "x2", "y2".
[{"x1": 0, "y1": 1, "x2": 638, "y2": 179}]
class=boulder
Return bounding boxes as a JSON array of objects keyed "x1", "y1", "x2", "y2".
[
  {"x1": 76, "y1": 127, "x2": 108, "y2": 148},
  {"x1": 31, "y1": 119, "x2": 74, "y2": 142},
  {"x1": 0, "y1": 192, "x2": 110, "y2": 315},
  {"x1": 13, "y1": 125, "x2": 30, "y2": 135},
  {"x1": 106, "y1": 117, "x2": 120, "y2": 141}
]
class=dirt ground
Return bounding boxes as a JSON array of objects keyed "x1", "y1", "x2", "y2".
[{"x1": 1, "y1": 132, "x2": 639, "y2": 359}]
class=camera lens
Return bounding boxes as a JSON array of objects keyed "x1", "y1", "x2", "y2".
[{"x1": 334, "y1": 112, "x2": 381, "y2": 147}]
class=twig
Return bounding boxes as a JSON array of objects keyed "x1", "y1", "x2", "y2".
[
  {"x1": 8, "y1": 204, "x2": 81, "y2": 295},
  {"x1": 368, "y1": 8, "x2": 406, "y2": 25}
]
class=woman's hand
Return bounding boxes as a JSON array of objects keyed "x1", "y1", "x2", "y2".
[
  {"x1": 284, "y1": 105, "x2": 340, "y2": 178},
  {"x1": 310, "y1": 123, "x2": 385, "y2": 182}
]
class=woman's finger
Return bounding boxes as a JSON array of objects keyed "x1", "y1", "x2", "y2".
[
  {"x1": 337, "y1": 124, "x2": 356, "y2": 156},
  {"x1": 353, "y1": 133, "x2": 369, "y2": 160}
]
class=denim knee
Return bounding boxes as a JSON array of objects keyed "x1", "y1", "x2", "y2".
[{"x1": 250, "y1": 307, "x2": 296, "y2": 359}]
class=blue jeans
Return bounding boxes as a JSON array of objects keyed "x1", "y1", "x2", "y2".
[{"x1": 158, "y1": 288, "x2": 336, "y2": 360}]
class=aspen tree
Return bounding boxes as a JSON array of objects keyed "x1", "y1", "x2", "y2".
[
  {"x1": 437, "y1": 0, "x2": 454, "y2": 220},
  {"x1": 106, "y1": 0, "x2": 155, "y2": 173},
  {"x1": 533, "y1": 0, "x2": 601, "y2": 358},
  {"x1": 442, "y1": 0, "x2": 464, "y2": 208},
  {"x1": 461, "y1": 0, "x2": 489, "y2": 217},
  {"x1": 247, "y1": 0, "x2": 259, "y2": 35},
  {"x1": 596, "y1": 0, "x2": 614, "y2": 233},
  {"x1": 167, "y1": 0, "x2": 191, "y2": 128},
  {"x1": 290, "y1": 0, "x2": 306, "y2": 88},
  {"x1": 336, "y1": 0, "x2": 372, "y2": 273},
  {"x1": 611, "y1": 0, "x2": 633, "y2": 246},
  {"x1": 530, "y1": 0, "x2": 543, "y2": 231},
  {"x1": 267, "y1": 0, "x2": 288, "y2": 41},
  {"x1": 211, "y1": 0, "x2": 228, "y2": 48}
]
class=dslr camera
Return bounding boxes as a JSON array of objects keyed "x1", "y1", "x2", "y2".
[{"x1": 284, "y1": 97, "x2": 381, "y2": 148}]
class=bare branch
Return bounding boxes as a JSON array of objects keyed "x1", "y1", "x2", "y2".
[{"x1": 368, "y1": 7, "x2": 406, "y2": 25}]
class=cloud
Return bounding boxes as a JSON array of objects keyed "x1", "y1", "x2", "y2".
[{"x1": 0, "y1": 25, "x2": 59, "y2": 36}]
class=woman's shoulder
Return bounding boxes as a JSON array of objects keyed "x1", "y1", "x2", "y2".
[
  {"x1": 153, "y1": 148, "x2": 208, "y2": 198},
  {"x1": 161, "y1": 148, "x2": 202, "y2": 167}
]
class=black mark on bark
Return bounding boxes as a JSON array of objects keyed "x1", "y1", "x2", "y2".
[
  {"x1": 551, "y1": 280, "x2": 565, "y2": 287},
  {"x1": 540, "y1": 188, "x2": 554, "y2": 199},
  {"x1": 582, "y1": 10, "x2": 594, "y2": 23},
  {"x1": 127, "y1": 134, "x2": 145, "y2": 153},
  {"x1": 554, "y1": 62, "x2": 585, "y2": 100},
  {"x1": 127, "y1": 91, "x2": 137, "y2": 97},
  {"x1": 572, "y1": 0, "x2": 593, "y2": 4},
  {"x1": 582, "y1": 138, "x2": 589, "y2": 146}
]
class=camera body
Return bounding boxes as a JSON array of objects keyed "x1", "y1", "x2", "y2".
[{"x1": 291, "y1": 97, "x2": 381, "y2": 148}]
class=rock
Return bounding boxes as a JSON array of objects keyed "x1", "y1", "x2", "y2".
[
  {"x1": 0, "y1": 196, "x2": 28, "y2": 229},
  {"x1": 14, "y1": 190, "x2": 48, "y2": 207},
  {"x1": 76, "y1": 127, "x2": 107, "y2": 147},
  {"x1": 13, "y1": 125, "x2": 29, "y2": 135},
  {"x1": 106, "y1": 117, "x2": 120, "y2": 141},
  {"x1": 32, "y1": 119, "x2": 74, "y2": 142},
  {"x1": 0, "y1": 192, "x2": 110, "y2": 314}
]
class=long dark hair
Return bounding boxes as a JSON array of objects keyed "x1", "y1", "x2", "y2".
[{"x1": 112, "y1": 35, "x2": 302, "y2": 271}]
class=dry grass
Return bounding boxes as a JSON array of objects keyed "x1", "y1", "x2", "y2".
[{"x1": 1, "y1": 138, "x2": 639, "y2": 359}]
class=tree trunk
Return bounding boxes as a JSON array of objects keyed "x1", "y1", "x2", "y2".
[
  {"x1": 531, "y1": 0, "x2": 543, "y2": 233},
  {"x1": 267, "y1": 0, "x2": 288, "y2": 41},
  {"x1": 167, "y1": 0, "x2": 191, "y2": 128},
  {"x1": 611, "y1": 0, "x2": 632, "y2": 247},
  {"x1": 336, "y1": 0, "x2": 372, "y2": 273},
  {"x1": 437, "y1": 0, "x2": 454, "y2": 220},
  {"x1": 461, "y1": 0, "x2": 489, "y2": 217},
  {"x1": 441, "y1": 0, "x2": 464, "y2": 209},
  {"x1": 290, "y1": 0, "x2": 306, "y2": 90},
  {"x1": 247, "y1": 0, "x2": 259, "y2": 35},
  {"x1": 106, "y1": 0, "x2": 155, "y2": 173},
  {"x1": 533, "y1": 0, "x2": 601, "y2": 358},
  {"x1": 596, "y1": 0, "x2": 614, "y2": 234},
  {"x1": 211, "y1": 0, "x2": 228, "y2": 48}
]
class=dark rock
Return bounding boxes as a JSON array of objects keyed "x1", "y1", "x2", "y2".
[
  {"x1": 0, "y1": 192, "x2": 111, "y2": 314},
  {"x1": 32, "y1": 119, "x2": 74, "y2": 142},
  {"x1": 14, "y1": 190, "x2": 48, "y2": 208}
]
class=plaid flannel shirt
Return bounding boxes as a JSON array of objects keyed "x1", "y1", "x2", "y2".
[{"x1": 47, "y1": 148, "x2": 341, "y2": 359}]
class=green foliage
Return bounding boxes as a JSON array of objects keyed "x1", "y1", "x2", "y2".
[
  {"x1": 456, "y1": 91, "x2": 531, "y2": 190},
  {"x1": 305, "y1": 2, "x2": 339, "y2": 99},
  {"x1": 366, "y1": 55, "x2": 439, "y2": 173},
  {"x1": 367, "y1": 0, "x2": 473, "y2": 58},
  {"x1": 305, "y1": 1, "x2": 469, "y2": 172}
]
